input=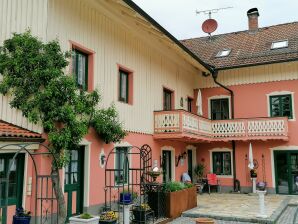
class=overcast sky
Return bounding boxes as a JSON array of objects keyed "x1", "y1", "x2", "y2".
[{"x1": 132, "y1": 0, "x2": 298, "y2": 40}]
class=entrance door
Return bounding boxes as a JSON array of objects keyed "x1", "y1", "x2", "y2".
[
  {"x1": 162, "y1": 151, "x2": 172, "y2": 182},
  {"x1": 188, "y1": 150, "x2": 193, "y2": 181},
  {"x1": 274, "y1": 151, "x2": 298, "y2": 194},
  {"x1": 64, "y1": 147, "x2": 84, "y2": 219},
  {"x1": 0, "y1": 153, "x2": 25, "y2": 224}
]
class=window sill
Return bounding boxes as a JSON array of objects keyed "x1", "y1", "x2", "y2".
[{"x1": 216, "y1": 175, "x2": 233, "y2": 178}]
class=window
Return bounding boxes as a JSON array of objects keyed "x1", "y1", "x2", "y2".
[
  {"x1": 115, "y1": 147, "x2": 129, "y2": 184},
  {"x1": 211, "y1": 98, "x2": 229, "y2": 120},
  {"x1": 270, "y1": 94, "x2": 293, "y2": 119},
  {"x1": 119, "y1": 70, "x2": 129, "y2": 103},
  {"x1": 212, "y1": 152, "x2": 231, "y2": 175},
  {"x1": 187, "y1": 97, "x2": 193, "y2": 113},
  {"x1": 216, "y1": 49, "x2": 231, "y2": 57},
  {"x1": 0, "y1": 154, "x2": 24, "y2": 206},
  {"x1": 64, "y1": 150, "x2": 79, "y2": 185},
  {"x1": 163, "y1": 88, "x2": 173, "y2": 110},
  {"x1": 271, "y1": 40, "x2": 288, "y2": 49},
  {"x1": 72, "y1": 49, "x2": 88, "y2": 90}
]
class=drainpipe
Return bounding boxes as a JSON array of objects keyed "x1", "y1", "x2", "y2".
[{"x1": 211, "y1": 70, "x2": 237, "y2": 192}]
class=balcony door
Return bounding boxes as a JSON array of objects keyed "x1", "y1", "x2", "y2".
[
  {"x1": 210, "y1": 98, "x2": 229, "y2": 120},
  {"x1": 163, "y1": 88, "x2": 173, "y2": 111},
  {"x1": 274, "y1": 150, "x2": 298, "y2": 195}
]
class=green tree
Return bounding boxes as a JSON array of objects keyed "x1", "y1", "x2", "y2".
[{"x1": 0, "y1": 31, "x2": 126, "y2": 223}]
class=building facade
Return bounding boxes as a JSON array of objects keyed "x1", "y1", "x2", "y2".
[{"x1": 0, "y1": 1, "x2": 297, "y2": 223}]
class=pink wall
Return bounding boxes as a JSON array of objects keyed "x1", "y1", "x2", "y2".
[{"x1": 197, "y1": 79, "x2": 298, "y2": 189}]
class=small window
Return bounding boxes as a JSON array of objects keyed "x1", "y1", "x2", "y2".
[
  {"x1": 216, "y1": 49, "x2": 231, "y2": 57},
  {"x1": 115, "y1": 147, "x2": 129, "y2": 184},
  {"x1": 163, "y1": 88, "x2": 173, "y2": 111},
  {"x1": 187, "y1": 97, "x2": 193, "y2": 113},
  {"x1": 212, "y1": 152, "x2": 232, "y2": 176},
  {"x1": 119, "y1": 70, "x2": 129, "y2": 103},
  {"x1": 270, "y1": 94, "x2": 293, "y2": 119},
  {"x1": 72, "y1": 50, "x2": 88, "y2": 90},
  {"x1": 211, "y1": 98, "x2": 229, "y2": 120},
  {"x1": 271, "y1": 40, "x2": 288, "y2": 49}
]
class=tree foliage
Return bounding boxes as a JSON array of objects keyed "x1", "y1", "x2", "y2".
[{"x1": 0, "y1": 31, "x2": 126, "y2": 168}]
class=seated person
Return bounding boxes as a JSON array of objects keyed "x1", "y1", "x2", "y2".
[{"x1": 181, "y1": 172, "x2": 192, "y2": 183}]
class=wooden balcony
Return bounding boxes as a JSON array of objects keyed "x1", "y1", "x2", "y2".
[{"x1": 153, "y1": 110, "x2": 289, "y2": 142}]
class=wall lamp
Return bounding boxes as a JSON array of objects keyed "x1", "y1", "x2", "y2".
[{"x1": 175, "y1": 151, "x2": 187, "y2": 167}]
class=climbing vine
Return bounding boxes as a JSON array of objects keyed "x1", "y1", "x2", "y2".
[{"x1": 0, "y1": 31, "x2": 126, "y2": 222}]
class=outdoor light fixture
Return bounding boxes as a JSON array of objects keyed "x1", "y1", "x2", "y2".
[
  {"x1": 99, "y1": 149, "x2": 106, "y2": 168},
  {"x1": 175, "y1": 151, "x2": 187, "y2": 167}
]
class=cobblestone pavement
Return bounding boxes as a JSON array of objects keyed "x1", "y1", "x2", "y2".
[{"x1": 170, "y1": 193, "x2": 298, "y2": 224}]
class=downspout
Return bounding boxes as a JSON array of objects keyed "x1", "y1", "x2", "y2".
[{"x1": 211, "y1": 70, "x2": 237, "y2": 192}]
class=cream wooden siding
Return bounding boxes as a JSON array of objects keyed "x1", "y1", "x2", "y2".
[
  {"x1": 45, "y1": 0, "x2": 201, "y2": 134},
  {"x1": 0, "y1": 0, "x2": 47, "y2": 133},
  {"x1": 198, "y1": 61, "x2": 298, "y2": 88}
]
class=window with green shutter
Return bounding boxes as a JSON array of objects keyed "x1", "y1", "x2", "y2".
[
  {"x1": 270, "y1": 94, "x2": 293, "y2": 119},
  {"x1": 212, "y1": 152, "x2": 231, "y2": 175},
  {"x1": 115, "y1": 147, "x2": 129, "y2": 184},
  {"x1": 72, "y1": 49, "x2": 88, "y2": 91},
  {"x1": 119, "y1": 70, "x2": 129, "y2": 103}
]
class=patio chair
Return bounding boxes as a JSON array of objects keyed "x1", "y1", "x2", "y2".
[{"x1": 207, "y1": 173, "x2": 221, "y2": 194}]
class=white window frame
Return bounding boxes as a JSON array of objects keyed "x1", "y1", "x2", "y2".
[
  {"x1": 271, "y1": 40, "x2": 288, "y2": 49},
  {"x1": 209, "y1": 148, "x2": 233, "y2": 178},
  {"x1": 208, "y1": 95, "x2": 231, "y2": 120},
  {"x1": 266, "y1": 91, "x2": 295, "y2": 121},
  {"x1": 161, "y1": 146, "x2": 175, "y2": 181},
  {"x1": 216, "y1": 49, "x2": 231, "y2": 57},
  {"x1": 114, "y1": 141, "x2": 132, "y2": 186}
]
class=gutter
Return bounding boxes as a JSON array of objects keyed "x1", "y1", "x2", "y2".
[
  {"x1": 122, "y1": 0, "x2": 214, "y2": 73},
  {"x1": 211, "y1": 70, "x2": 238, "y2": 192}
]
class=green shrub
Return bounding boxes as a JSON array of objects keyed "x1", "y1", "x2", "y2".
[
  {"x1": 164, "y1": 181, "x2": 186, "y2": 192},
  {"x1": 80, "y1": 213, "x2": 93, "y2": 219}
]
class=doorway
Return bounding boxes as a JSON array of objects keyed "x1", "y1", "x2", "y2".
[
  {"x1": 188, "y1": 150, "x2": 193, "y2": 181},
  {"x1": 274, "y1": 150, "x2": 298, "y2": 194},
  {"x1": 64, "y1": 146, "x2": 85, "y2": 219},
  {"x1": 162, "y1": 150, "x2": 172, "y2": 182}
]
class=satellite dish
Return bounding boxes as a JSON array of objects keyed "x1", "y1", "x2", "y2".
[{"x1": 202, "y1": 19, "x2": 218, "y2": 34}]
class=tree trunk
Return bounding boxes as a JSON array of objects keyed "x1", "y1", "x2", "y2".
[{"x1": 52, "y1": 167, "x2": 67, "y2": 224}]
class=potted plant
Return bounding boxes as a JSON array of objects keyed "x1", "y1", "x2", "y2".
[
  {"x1": 250, "y1": 169, "x2": 257, "y2": 178},
  {"x1": 69, "y1": 213, "x2": 99, "y2": 224},
  {"x1": 99, "y1": 211, "x2": 118, "y2": 224},
  {"x1": 256, "y1": 181, "x2": 267, "y2": 191},
  {"x1": 13, "y1": 207, "x2": 31, "y2": 224},
  {"x1": 119, "y1": 189, "x2": 137, "y2": 204},
  {"x1": 194, "y1": 163, "x2": 205, "y2": 181},
  {"x1": 132, "y1": 203, "x2": 152, "y2": 223}
]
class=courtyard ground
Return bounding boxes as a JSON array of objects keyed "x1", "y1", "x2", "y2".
[{"x1": 170, "y1": 193, "x2": 298, "y2": 224}]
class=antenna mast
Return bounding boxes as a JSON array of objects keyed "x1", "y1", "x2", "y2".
[{"x1": 196, "y1": 7, "x2": 233, "y2": 19}]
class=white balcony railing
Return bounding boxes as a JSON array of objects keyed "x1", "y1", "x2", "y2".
[{"x1": 154, "y1": 110, "x2": 288, "y2": 141}]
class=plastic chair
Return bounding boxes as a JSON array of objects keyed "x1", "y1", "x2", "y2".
[{"x1": 207, "y1": 173, "x2": 221, "y2": 194}]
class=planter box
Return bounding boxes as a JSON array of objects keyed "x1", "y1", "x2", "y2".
[
  {"x1": 13, "y1": 216, "x2": 31, "y2": 224},
  {"x1": 132, "y1": 209, "x2": 152, "y2": 222},
  {"x1": 165, "y1": 186, "x2": 197, "y2": 218},
  {"x1": 69, "y1": 215, "x2": 99, "y2": 224}
]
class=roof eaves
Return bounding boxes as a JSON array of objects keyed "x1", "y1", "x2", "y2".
[{"x1": 122, "y1": 0, "x2": 214, "y2": 73}]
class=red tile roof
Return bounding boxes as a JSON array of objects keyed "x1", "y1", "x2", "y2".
[
  {"x1": 0, "y1": 120, "x2": 42, "y2": 140},
  {"x1": 181, "y1": 22, "x2": 298, "y2": 69}
]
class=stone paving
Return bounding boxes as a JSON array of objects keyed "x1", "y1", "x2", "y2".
[{"x1": 170, "y1": 193, "x2": 298, "y2": 224}]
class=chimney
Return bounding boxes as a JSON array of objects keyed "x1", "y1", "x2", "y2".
[{"x1": 247, "y1": 8, "x2": 259, "y2": 33}]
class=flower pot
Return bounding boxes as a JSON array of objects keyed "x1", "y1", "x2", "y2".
[
  {"x1": 69, "y1": 215, "x2": 99, "y2": 224},
  {"x1": 132, "y1": 210, "x2": 150, "y2": 222},
  {"x1": 13, "y1": 216, "x2": 31, "y2": 224},
  {"x1": 98, "y1": 220, "x2": 117, "y2": 224},
  {"x1": 119, "y1": 192, "x2": 132, "y2": 204}
]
